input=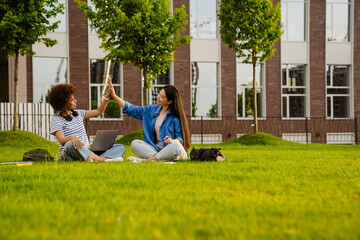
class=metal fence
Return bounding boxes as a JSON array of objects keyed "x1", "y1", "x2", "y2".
[
  {"x1": 0, "y1": 103, "x2": 56, "y2": 141},
  {"x1": 187, "y1": 116, "x2": 359, "y2": 145},
  {"x1": 0, "y1": 103, "x2": 358, "y2": 145}
]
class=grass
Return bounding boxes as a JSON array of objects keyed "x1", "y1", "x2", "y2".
[{"x1": 0, "y1": 131, "x2": 360, "y2": 239}]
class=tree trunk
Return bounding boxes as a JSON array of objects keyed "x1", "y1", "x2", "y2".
[
  {"x1": 143, "y1": 65, "x2": 148, "y2": 105},
  {"x1": 12, "y1": 51, "x2": 19, "y2": 131},
  {"x1": 252, "y1": 57, "x2": 258, "y2": 133}
]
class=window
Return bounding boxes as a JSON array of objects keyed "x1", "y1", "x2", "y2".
[
  {"x1": 281, "y1": 0, "x2": 306, "y2": 41},
  {"x1": 47, "y1": 0, "x2": 67, "y2": 32},
  {"x1": 33, "y1": 57, "x2": 68, "y2": 103},
  {"x1": 190, "y1": 0, "x2": 217, "y2": 39},
  {"x1": 237, "y1": 63, "x2": 264, "y2": 118},
  {"x1": 191, "y1": 62, "x2": 219, "y2": 118},
  {"x1": 326, "y1": 0, "x2": 350, "y2": 42},
  {"x1": 282, "y1": 64, "x2": 306, "y2": 118},
  {"x1": 326, "y1": 132, "x2": 355, "y2": 144},
  {"x1": 142, "y1": 68, "x2": 171, "y2": 105},
  {"x1": 326, "y1": 65, "x2": 350, "y2": 118},
  {"x1": 88, "y1": 0, "x2": 97, "y2": 34},
  {"x1": 90, "y1": 59, "x2": 122, "y2": 119}
]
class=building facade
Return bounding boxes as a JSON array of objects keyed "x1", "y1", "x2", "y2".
[{"x1": 1, "y1": 0, "x2": 359, "y2": 144}]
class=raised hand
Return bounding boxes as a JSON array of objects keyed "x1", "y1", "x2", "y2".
[{"x1": 108, "y1": 78, "x2": 115, "y2": 97}]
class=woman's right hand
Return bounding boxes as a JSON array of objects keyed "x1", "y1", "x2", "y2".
[
  {"x1": 108, "y1": 77, "x2": 126, "y2": 108},
  {"x1": 70, "y1": 136, "x2": 84, "y2": 150}
]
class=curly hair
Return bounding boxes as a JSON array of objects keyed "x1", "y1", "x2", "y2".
[{"x1": 49, "y1": 83, "x2": 77, "y2": 112}]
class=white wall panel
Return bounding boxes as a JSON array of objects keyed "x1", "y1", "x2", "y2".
[
  {"x1": 32, "y1": 33, "x2": 68, "y2": 57},
  {"x1": 281, "y1": 42, "x2": 308, "y2": 64},
  {"x1": 326, "y1": 43, "x2": 352, "y2": 65},
  {"x1": 190, "y1": 39, "x2": 219, "y2": 62}
]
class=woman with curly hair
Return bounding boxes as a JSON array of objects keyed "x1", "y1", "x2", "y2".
[{"x1": 49, "y1": 83, "x2": 125, "y2": 162}]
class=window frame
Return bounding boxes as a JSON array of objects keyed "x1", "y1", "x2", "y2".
[
  {"x1": 48, "y1": 0, "x2": 67, "y2": 33},
  {"x1": 326, "y1": 64, "x2": 352, "y2": 119},
  {"x1": 89, "y1": 59, "x2": 123, "y2": 121},
  {"x1": 32, "y1": 56, "x2": 68, "y2": 103},
  {"x1": 190, "y1": 0, "x2": 218, "y2": 39},
  {"x1": 326, "y1": 0, "x2": 351, "y2": 43},
  {"x1": 191, "y1": 61, "x2": 220, "y2": 120},
  {"x1": 281, "y1": 0, "x2": 307, "y2": 42},
  {"x1": 236, "y1": 62, "x2": 265, "y2": 119},
  {"x1": 281, "y1": 64, "x2": 307, "y2": 119}
]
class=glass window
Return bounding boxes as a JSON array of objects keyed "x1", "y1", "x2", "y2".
[
  {"x1": 88, "y1": 0, "x2": 97, "y2": 34},
  {"x1": 236, "y1": 63, "x2": 263, "y2": 118},
  {"x1": 326, "y1": 0, "x2": 350, "y2": 42},
  {"x1": 326, "y1": 65, "x2": 350, "y2": 118},
  {"x1": 281, "y1": 0, "x2": 306, "y2": 41},
  {"x1": 191, "y1": 62, "x2": 219, "y2": 118},
  {"x1": 142, "y1": 68, "x2": 171, "y2": 105},
  {"x1": 90, "y1": 59, "x2": 122, "y2": 119},
  {"x1": 33, "y1": 57, "x2": 68, "y2": 103},
  {"x1": 282, "y1": 64, "x2": 306, "y2": 118},
  {"x1": 47, "y1": 0, "x2": 67, "y2": 32},
  {"x1": 190, "y1": 0, "x2": 217, "y2": 39}
]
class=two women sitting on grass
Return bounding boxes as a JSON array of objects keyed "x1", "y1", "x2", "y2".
[{"x1": 49, "y1": 80, "x2": 190, "y2": 163}]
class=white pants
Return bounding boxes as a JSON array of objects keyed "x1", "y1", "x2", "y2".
[{"x1": 131, "y1": 140, "x2": 188, "y2": 160}]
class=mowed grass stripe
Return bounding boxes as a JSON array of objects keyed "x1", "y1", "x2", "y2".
[{"x1": 0, "y1": 131, "x2": 359, "y2": 239}]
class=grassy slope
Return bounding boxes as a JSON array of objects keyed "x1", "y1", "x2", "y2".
[
  {"x1": 1, "y1": 131, "x2": 360, "y2": 239},
  {"x1": 0, "y1": 130, "x2": 59, "y2": 162}
]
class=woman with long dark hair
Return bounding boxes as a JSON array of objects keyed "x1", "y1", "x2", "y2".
[{"x1": 109, "y1": 80, "x2": 190, "y2": 162}]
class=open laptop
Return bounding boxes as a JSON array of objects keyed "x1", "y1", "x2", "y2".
[{"x1": 90, "y1": 130, "x2": 119, "y2": 153}]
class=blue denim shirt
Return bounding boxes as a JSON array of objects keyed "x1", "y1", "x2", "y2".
[{"x1": 122, "y1": 101, "x2": 184, "y2": 151}]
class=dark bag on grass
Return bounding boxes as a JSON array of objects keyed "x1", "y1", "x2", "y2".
[
  {"x1": 190, "y1": 147, "x2": 227, "y2": 162},
  {"x1": 23, "y1": 149, "x2": 54, "y2": 162}
]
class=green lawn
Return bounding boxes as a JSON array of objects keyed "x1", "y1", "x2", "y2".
[{"x1": 0, "y1": 131, "x2": 360, "y2": 239}]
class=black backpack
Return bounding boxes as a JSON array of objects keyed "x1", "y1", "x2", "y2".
[
  {"x1": 23, "y1": 149, "x2": 54, "y2": 162},
  {"x1": 190, "y1": 147, "x2": 227, "y2": 162}
]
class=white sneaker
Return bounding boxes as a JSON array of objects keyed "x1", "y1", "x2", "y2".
[
  {"x1": 85, "y1": 157, "x2": 94, "y2": 162},
  {"x1": 127, "y1": 156, "x2": 145, "y2": 163},
  {"x1": 105, "y1": 157, "x2": 124, "y2": 162}
]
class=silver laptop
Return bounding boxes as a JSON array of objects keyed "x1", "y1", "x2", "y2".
[{"x1": 90, "y1": 130, "x2": 119, "y2": 152}]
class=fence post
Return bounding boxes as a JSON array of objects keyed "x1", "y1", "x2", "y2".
[
  {"x1": 201, "y1": 116, "x2": 203, "y2": 144},
  {"x1": 306, "y1": 117, "x2": 309, "y2": 144},
  {"x1": 355, "y1": 118, "x2": 358, "y2": 145}
]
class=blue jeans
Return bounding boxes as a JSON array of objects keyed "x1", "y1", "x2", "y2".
[{"x1": 59, "y1": 140, "x2": 125, "y2": 161}]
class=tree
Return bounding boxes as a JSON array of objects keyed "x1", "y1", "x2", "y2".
[
  {"x1": 77, "y1": 0, "x2": 191, "y2": 105},
  {"x1": 218, "y1": 0, "x2": 282, "y2": 133},
  {"x1": 0, "y1": 0, "x2": 64, "y2": 130}
]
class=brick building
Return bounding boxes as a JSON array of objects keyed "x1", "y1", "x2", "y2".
[{"x1": 1, "y1": 0, "x2": 359, "y2": 144}]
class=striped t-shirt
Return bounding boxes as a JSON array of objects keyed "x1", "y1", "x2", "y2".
[{"x1": 50, "y1": 110, "x2": 89, "y2": 156}]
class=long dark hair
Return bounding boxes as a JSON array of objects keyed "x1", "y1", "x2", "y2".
[{"x1": 163, "y1": 85, "x2": 190, "y2": 149}]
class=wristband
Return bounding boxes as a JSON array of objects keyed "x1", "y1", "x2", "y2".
[{"x1": 103, "y1": 95, "x2": 110, "y2": 101}]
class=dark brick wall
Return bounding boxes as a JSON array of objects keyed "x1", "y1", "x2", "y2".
[
  {"x1": 26, "y1": 55, "x2": 32, "y2": 102},
  {"x1": 221, "y1": 40, "x2": 236, "y2": 118},
  {"x1": 123, "y1": 63, "x2": 142, "y2": 106},
  {"x1": 173, "y1": 0, "x2": 191, "y2": 117},
  {"x1": 309, "y1": 0, "x2": 326, "y2": 118},
  {"x1": 265, "y1": 0, "x2": 282, "y2": 118},
  {"x1": 68, "y1": 0, "x2": 89, "y2": 109}
]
